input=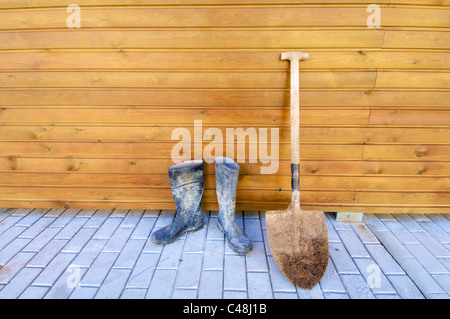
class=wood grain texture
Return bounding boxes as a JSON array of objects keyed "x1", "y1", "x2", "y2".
[{"x1": 0, "y1": 2, "x2": 448, "y2": 212}]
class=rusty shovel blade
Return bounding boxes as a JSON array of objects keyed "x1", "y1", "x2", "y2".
[{"x1": 265, "y1": 205, "x2": 329, "y2": 290}]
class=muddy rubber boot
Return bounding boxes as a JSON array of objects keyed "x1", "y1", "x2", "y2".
[
  {"x1": 150, "y1": 160, "x2": 204, "y2": 245},
  {"x1": 215, "y1": 156, "x2": 252, "y2": 255}
]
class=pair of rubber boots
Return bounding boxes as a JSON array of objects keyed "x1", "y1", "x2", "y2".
[{"x1": 150, "y1": 156, "x2": 252, "y2": 255}]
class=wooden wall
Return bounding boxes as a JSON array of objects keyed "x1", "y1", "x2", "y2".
[{"x1": 0, "y1": 0, "x2": 448, "y2": 213}]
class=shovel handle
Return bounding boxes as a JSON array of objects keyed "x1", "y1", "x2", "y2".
[{"x1": 281, "y1": 51, "x2": 309, "y2": 202}]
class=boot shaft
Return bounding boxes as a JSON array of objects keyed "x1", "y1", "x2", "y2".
[
  {"x1": 169, "y1": 160, "x2": 204, "y2": 213},
  {"x1": 214, "y1": 156, "x2": 239, "y2": 203}
]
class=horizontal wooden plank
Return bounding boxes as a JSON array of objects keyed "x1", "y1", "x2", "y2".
[
  {"x1": 0, "y1": 70, "x2": 376, "y2": 89},
  {"x1": 369, "y1": 108, "x2": 450, "y2": 125},
  {"x1": 363, "y1": 144, "x2": 450, "y2": 160},
  {"x1": 0, "y1": 186, "x2": 356, "y2": 205},
  {"x1": 384, "y1": 29, "x2": 450, "y2": 50},
  {"x1": 2, "y1": 158, "x2": 449, "y2": 177},
  {"x1": 0, "y1": 89, "x2": 448, "y2": 107},
  {"x1": 0, "y1": 29, "x2": 386, "y2": 50},
  {"x1": 354, "y1": 191, "x2": 450, "y2": 206},
  {"x1": 1, "y1": 6, "x2": 448, "y2": 29},
  {"x1": 0, "y1": 172, "x2": 447, "y2": 192},
  {"x1": 1, "y1": 50, "x2": 448, "y2": 70},
  {"x1": 0, "y1": 107, "x2": 370, "y2": 125},
  {"x1": 375, "y1": 71, "x2": 450, "y2": 89},
  {"x1": 0, "y1": 141, "x2": 364, "y2": 160},
  {"x1": 1, "y1": 125, "x2": 449, "y2": 144},
  {"x1": 0, "y1": 0, "x2": 394, "y2": 10},
  {"x1": 2, "y1": 70, "x2": 448, "y2": 90}
]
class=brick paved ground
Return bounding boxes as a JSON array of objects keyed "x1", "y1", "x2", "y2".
[{"x1": 0, "y1": 208, "x2": 448, "y2": 299}]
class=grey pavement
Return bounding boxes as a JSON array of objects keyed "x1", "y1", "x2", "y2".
[{"x1": 0, "y1": 208, "x2": 448, "y2": 299}]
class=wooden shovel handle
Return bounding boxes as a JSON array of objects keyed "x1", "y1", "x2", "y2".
[{"x1": 281, "y1": 52, "x2": 309, "y2": 202}]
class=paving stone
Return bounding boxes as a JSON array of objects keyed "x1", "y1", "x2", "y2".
[
  {"x1": 297, "y1": 284, "x2": 324, "y2": 299},
  {"x1": 0, "y1": 226, "x2": 27, "y2": 251},
  {"x1": 411, "y1": 231, "x2": 450, "y2": 258},
  {"x1": 417, "y1": 221, "x2": 450, "y2": 244},
  {"x1": 174, "y1": 253, "x2": 203, "y2": 289},
  {"x1": 27, "y1": 239, "x2": 68, "y2": 268},
  {"x1": 95, "y1": 268, "x2": 131, "y2": 299},
  {"x1": 146, "y1": 269, "x2": 177, "y2": 299},
  {"x1": 203, "y1": 240, "x2": 224, "y2": 271},
  {"x1": 121, "y1": 210, "x2": 145, "y2": 228},
  {"x1": 383, "y1": 220, "x2": 421, "y2": 244},
  {"x1": 394, "y1": 214, "x2": 425, "y2": 233},
  {"x1": 16, "y1": 209, "x2": 49, "y2": 227},
  {"x1": 319, "y1": 259, "x2": 346, "y2": 293},
  {"x1": 18, "y1": 217, "x2": 55, "y2": 239},
  {"x1": 54, "y1": 217, "x2": 89, "y2": 240},
  {"x1": 44, "y1": 266, "x2": 89, "y2": 299},
  {"x1": 113, "y1": 239, "x2": 146, "y2": 269},
  {"x1": 80, "y1": 252, "x2": 119, "y2": 287},
  {"x1": 329, "y1": 242, "x2": 359, "y2": 274},
  {"x1": 365, "y1": 244, "x2": 405, "y2": 275},
  {"x1": 198, "y1": 270, "x2": 223, "y2": 299},
  {"x1": 404, "y1": 243, "x2": 448, "y2": 274},
  {"x1": 337, "y1": 230, "x2": 370, "y2": 258},
  {"x1": 83, "y1": 209, "x2": 112, "y2": 228},
  {"x1": 386, "y1": 274, "x2": 424, "y2": 299},
  {"x1": 223, "y1": 290, "x2": 247, "y2": 299},
  {"x1": 323, "y1": 292, "x2": 350, "y2": 299},
  {"x1": 70, "y1": 238, "x2": 107, "y2": 268},
  {"x1": 157, "y1": 239, "x2": 184, "y2": 269},
  {"x1": 353, "y1": 257, "x2": 397, "y2": 295},
  {"x1": 184, "y1": 227, "x2": 207, "y2": 253},
  {"x1": 0, "y1": 267, "x2": 43, "y2": 298},
  {"x1": 246, "y1": 241, "x2": 268, "y2": 272},
  {"x1": 69, "y1": 286, "x2": 98, "y2": 299},
  {"x1": 23, "y1": 227, "x2": 62, "y2": 252},
  {"x1": 32, "y1": 252, "x2": 77, "y2": 287},
  {"x1": 19, "y1": 286, "x2": 49, "y2": 299},
  {"x1": 48, "y1": 209, "x2": 80, "y2": 228},
  {"x1": 274, "y1": 292, "x2": 298, "y2": 299},
  {"x1": 172, "y1": 288, "x2": 198, "y2": 299},
  {"x1": 206, "y1": 217, "x2": 224, "y2": 241},
  {"x1": 126, "y1": 253, "x2": 159, "y2": 289},
  {"x1": 120, "y1": 288, "x2": 147, "y2": 299},
  {"x1": 102, "y1": 226, "x2": 134, "y2": 253},
  {"x1": 244, "y1": 218, "x2": 263, "y2": 242},
  {"x1": 340, "y1": 274, "x2": 376, "y2": 299},
  {"x1": 350, "y1": 223, "x2": 379, "y2": 244},
  {"x1": 224, "y1": 255, "x2": 246, "y2": 291},
  {"x1": 130, "y1": 216, "x2": 157, "y2": 240},
  {"x1": 61, "y1": 228, "x2": 97, "y2": 253},
  {"x1": 92, "y1": 217, "x2": 122, "y2": 239},
  {"x1": 0, "y1": 238, "x2": 32, "y2": 266},
  {"x1": 0, "y1": 252, "x2": 36, "y2": 284},
  {"x1": 267, "y1": 256, "x2": 296, "y2": 293},
  {"x1": 426, "y1": 214, "x2": 450, "y2": 232},
  {"x1": 396, "y1": 258, "x2": 446, "y2": 296},
  {"x1": 432, "y1": 274, "x2": 450, "y2": 295},
  {"x1": 247, "y1": 272, "x2": 272, "y2": 299}
]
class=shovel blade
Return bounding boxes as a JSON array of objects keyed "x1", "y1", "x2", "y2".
[{"x1": 265, "y1": 207, "x2": 329, "y2": 290}]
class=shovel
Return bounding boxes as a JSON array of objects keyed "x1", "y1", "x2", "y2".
[{"x1": 265, "y1": 52, "x2": 329, "y2": 290}]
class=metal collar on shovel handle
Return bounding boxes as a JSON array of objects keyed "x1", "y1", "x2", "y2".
[{"x1": 265, "y1": 52, "x2": 330, "y2": 290}]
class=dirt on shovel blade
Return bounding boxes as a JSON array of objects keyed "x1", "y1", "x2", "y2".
[{"x1": 266, "y1": 209, "x2": 329, "y2": 290}]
